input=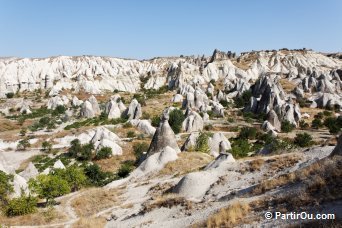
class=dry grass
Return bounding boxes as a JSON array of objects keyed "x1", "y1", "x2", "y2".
[
  {"x1": 266, "y1": 154, "x2": 301, "y2": 172},
  {"x1": 252, "y1": 156, "x2": 342, "y2": 202},
  {"x1": 248, "y1": 159, "x2": 265, "y2": 172},
  {"x1": 157, "y1": 152, "x2": 213, "y2": 177},
  {"x1": 0, "y1": 207, "x2": 67, "y2": 226},
  {"x1": 142, "y1": 194, "x2": 193, "y2": 213},
  {"x1": 71, "y1": 188, "x2": 122, "y2": 217},
  {"x1": 279, "y1": 78, "x2": 297, "y2": 92},
  {"x1": 72, "y1": 216, "x2": 106, "y2": 228},
  {"x1": 300, "y1": 107, "x2": 326, "y2": 122},
  {"x1": 206, "y1": 202, "x2": 250, "y2": 228}
]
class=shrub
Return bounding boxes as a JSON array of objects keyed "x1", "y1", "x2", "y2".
[
  {"x1": 133, "y1": 142, "x2": 149, "y2": 161},
  {"x1": 29, "y1": 174, "x2": 71, "y2": 204},
  {"x1": 52, "y1": 105, "x2": 66, "y2": 116},
  {"x1": 299, "y1": 120, "x2": 309, "y2": 129},
  {"x1": 68, "y1": 139, "x2": 94, "y2": 161},
  {"x1": 151, "y1": 115, "x2": 161, "y2": 127},
  {"x1": 238, "y1": 127, "x2": 257, "y2": 140},
  {"x1": 53, "y1": 166, "x2": 87, "y2": 191},
  {"x1": 5, "y1": 194, "x2": 37, "y2": 216},
  {"x1": 17, "y1": 138, "x2": 30, "y2": 150},
  {"x1": 117, "y1": 161, "x2": 135, "y2": 178},
  {"x1": 84, "y1": 164, "x2": 114, "y2": 186},
  {"x1": 0, "y1": 171, "x2": 13, "y2": 204},
  {"x1": 169, "y1": 109, "x2": 185, "y2": 134},
  {"x1": 127, "y1": 131, "x2": 136, "y2": 138},
  {"x1": 123, "y1": 122, "x2": 132, "y2": 128},
  {"x1": 41, "y1": 141, "x2": 53, "y2": 153},
  {"x1": 79, "y1": 143, "x2": 94, "y2": 161},
  {"x1": 230, "y1": 139, "x2": 250, "y2": 158},
  {"x1": 324, "y1": 117, "x2": 342, "y2": 134},
  {"x1": 196, "y1": 132, "x2": 210, "y2": 153},
  {"x1": 20, "y1": 128, "x2": 27, "y2": 136},
  {"x1": 94, "y1": 147, "x2": 112, "y2": 160},
  {"x1": 281, "y1": 120, "x2": 295, "y2": 133},
  {"x1": 311, "y1": 118, "x2": 323, "y2": 129},
  {"x1": 294, "y1": 133, "x2": 313, "y2": 147},
  {"x1": 234, "y1": 90, "x2": 252, "y2": 108},
  {"x1": 204, "y1": 124, "x2": 214, "y2": 131},
  {"x1": 6, "y1": 92, "x2": 15, "y2": 98}
]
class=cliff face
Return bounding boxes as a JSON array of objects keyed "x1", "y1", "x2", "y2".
[{"x1": 0, "y1": 50, "x2": 341, "y2": 99}]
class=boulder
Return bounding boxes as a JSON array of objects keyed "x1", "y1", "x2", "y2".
[
  {"x1": 72, "y1": 96, "x2": 83, "y2": 106},
  {"x1": 88, "y1": 95, "x2": 101, "y2": 115},
  {"x1": 181, "y1": 132, "x2": 200, "y2": 151},
  {"x1": 171, "y1": 94, "x2": 183, "y2": 103},
  {"x1": 80, "y1": 100, "x2": 95, "y2": 118},
  {"x1": 205, "y1": 152, "x2": 235, "y2": 170},
  {"x1": 130, "y1": 119, "x2": 156, "y2": 136}
]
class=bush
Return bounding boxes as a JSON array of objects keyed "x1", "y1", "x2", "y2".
[
  {"x1": 281, "y1": 120, "x2": 295, "y2": 133},
  {"x1": 299, "y1": 120, "x2": 309, "y2": 129},
  {"x1": 234, "y1": 90, "x2": 252, "y2": 108},
  {"x1": 17, "y1": 138, "x2": 30, "y2": 150},
  {"x1": 29, "y1": 174, "x2": 71, "y2": 204},
  {"x1": 133, "y1": 142, "x2": 149, "y2": 161},
  {"x1": 41, "y1": 141, "x2": 53, "y2": 153},
  {"x1": 94, "y1": 147, "x2": 112, "y2": 160},
  {"x1": 230, "y1": 139, "x2": 250, "y2": 158},
  {"x1": 5, "y1": 194, "x2": 37, "y2": 216},
  {"x1": 52, "y1": 105, "x2": 66, "y2": 116},
  {"x1": 324, "y1": 117, "x2": 342, "y2": 134},
  {"x1": 127, "y1": 131, "x2": 136, "y2": 138},
  {"x1": 20, "y1": 128, "x2": 27, "y2": 136},
  {"x1": 117, "y1": 161, "x2": 135, "y2": 178},
  {"x1": 169, "y1": 109, "x2": 185, "y2": 134},
  {"x1": 6, "y1": 92, "x2": 15, "y2": 98},
  {"x1": 196, "y1": 132, "x2": 210, "y2": 153},
  {"x1": 294, "y1": 133, "x2": 313, "y2": 147},
  {"x1": 151, "y1": 115, "x2": 161, "y2": 127},
  {"x1": 311, "y1": 118, "x2": 323, "y2": 129},
  {"x1": 0, "y1": 171, "x2": 13, "y2": 204},
  {"x1": 53, "y1": 166, "x2": 87, "y2": 191},
  {"x1": 84, "y1": 164, "x2": 115, "y2": 186},
  {"x1": 68, "y1": 139, "x2": 94, "y2": 161},
  {"x1": 238, "y1": 127, "x2": 257, "y2": 140}
]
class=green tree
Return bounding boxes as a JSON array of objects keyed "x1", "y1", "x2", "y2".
[
  {"x1": 29, "y1": 174, "x2": 70, "y2": 205},
  {"x1": 132, "y1": 142, "x2": 149, "y2": 161},
  {"x1": 79, "y1": 143, "x2": 94, "y2": 161},
  {"x1": 6, "y1": 92, "x2": 14, "y2": 99},
  {"x1": 230, "y1": 139, "x2": 251, "y2": 158},
  {"x1": 53, "y1": 166, "x2": 87, "y2": 191},
  {"x1": 68, "y1": 139, "x2": 82, "y2": 158},
  {"x1": 311, "y1": 118, "x2": 323, "y2": 129},
  {"x1": 94, "y1": 147, "x2": 112, "y2": 160},
  {"x1": 169, "y1": 109, "x2": 185, "y2": 134},
  {"x1": 84, "y1": 164, "x2": 114, "y2": 186}
]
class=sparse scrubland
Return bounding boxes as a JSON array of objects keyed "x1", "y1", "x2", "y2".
[{"x1": 0, "y1": 49, "x2": 341, "y2": 227}]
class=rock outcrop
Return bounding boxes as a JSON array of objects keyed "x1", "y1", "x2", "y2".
[
  {"x1": 182, "y1": 110, "x2": 204, "y2": 133},
  {"x1": 126, "y1": 99, "x2": 142, "y2": 120},
  {"x1": 146, "y1": 112, "x2": 180, "y2": 157},
  {"x1": 330, "y1": 134, "x2": 342, "y2": 156}
]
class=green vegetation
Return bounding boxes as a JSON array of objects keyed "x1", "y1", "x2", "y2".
[
  {"x1": 196, "y1": 132, "x2": 211, "y2": 153},
  {"x1": 151, "y1": 115, "x2": 161, "y2": 127},
  {"x1": 299, "y1": 120, "x2": 309, "y2": 129},
  {"x1": 17, "y1": 138, "x2": 31, "y2": 150},
  {"x1": 6, "y1": 92, "x2": 14, "y2": 99},
  {"x1": 238, "y1": 127, "x2": 257, "y2": 140},
  {"x1": 94, "y1": 147, "x2": 112, "y2": 160},
  {"x1": 29, "y1": 174, "x2": 71, "y2": 204},
  {"x1": 323, "y1": 116, "x2": 342, "y2": 134},
  {"x1": 294, "y1": 133, "x2": 313, "y2": 147},
  {"x1": 133, "y1": 142, "x2": 149, "y2": 161},
  {"x1": 41, "y1": 141, "x2": 53, "y2": 153},
  {"x1": 230, "y1": 139, "x2": 251, "y2": 158},
  {"x1": 117, "y1": 160, "x2": 135, "y2": 178},
  {"x1": 84, "y1": 164, "x2": 115, "y2": 186},
  {"x1": 311, "y1": 118, "x2": 323, "y2": 129},
  {"x1": 5, "y1": 193, "x2": 38, "y2": 216},
  {"x1": 64, "y1": 116, "x2": 127, "y2": 130},
  {"x1": 53, "y1": 166, "x2": 87, "y2": 191},
  {"x1": 127, "y1": 131, "x2": 136, "y2": 138},
  {"x1": 0, "y1": 171, "x2": 13, "y2": 204},
  {"x1": 234, "y1": 90, "x2": 252, "y2": 108},
  {"x1": 68, "y1": 139, "x2": 94, "y2": 161},
  {"x1": 169, "y1": 109, "x2": 185, "y2": 134},
  {"x1": 281, "y1": 120, "x2": 295, "y2": 133}
]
